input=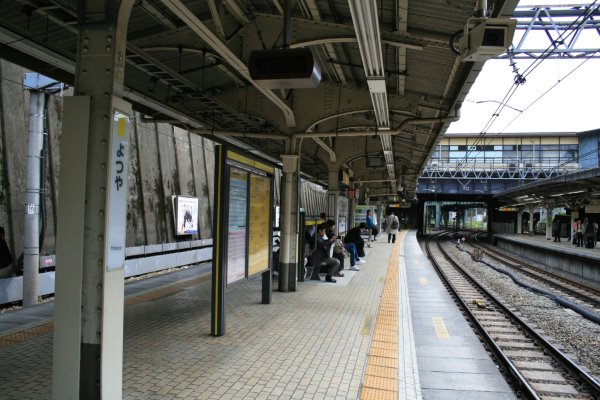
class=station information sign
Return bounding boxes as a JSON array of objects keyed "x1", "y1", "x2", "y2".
[{"x1": 105, "y1": 110, "x2": 130, "y2": 271}]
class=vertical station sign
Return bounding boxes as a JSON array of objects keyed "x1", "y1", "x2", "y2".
[{"x1": 105, "y1": 107, "x2": 130, "y2": 270}]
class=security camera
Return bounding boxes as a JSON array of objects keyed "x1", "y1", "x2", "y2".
[{"x1": 455, "y1": 17, "x2": 517, "y2": 62}]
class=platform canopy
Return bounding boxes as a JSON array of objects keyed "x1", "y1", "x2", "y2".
[
  {"x1": 494, "y1": 167, "x2": 600, "y2": 209},
  {"x1": 0, "y1": 0, "x2": 518, "y2": 198}
]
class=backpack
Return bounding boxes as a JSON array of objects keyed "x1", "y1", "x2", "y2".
[
  {"x1": 333, "y1": 239, "x2": 351, "y2": 258},
  {"x1": 390, "y1": 217, "x2": 399, "y2": 230}
]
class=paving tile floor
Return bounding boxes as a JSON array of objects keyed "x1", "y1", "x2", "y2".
[{"x1": 0, "y1": 239, "x2": 399, "y2": 399}]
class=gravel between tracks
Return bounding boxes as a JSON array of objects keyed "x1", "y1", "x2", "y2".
[{"x1": 443, "y1": 241, "x2": 600, "y2": 380}]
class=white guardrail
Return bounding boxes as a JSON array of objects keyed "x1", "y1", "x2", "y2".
[
  {"x1": 1, "y1": 233, "x2": 282, "y2": 305},
  {"x1": 0, "y1": 239, "x2": 214, "y2": 305}
]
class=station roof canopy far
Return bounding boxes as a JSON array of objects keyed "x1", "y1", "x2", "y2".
[{"x1": 494, "y1": 167, "x2": 600, "y2": 208}]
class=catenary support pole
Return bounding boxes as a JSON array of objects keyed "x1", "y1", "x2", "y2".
[{"x1": 22, "y1": 90, "x2": 44, "y2": 307}]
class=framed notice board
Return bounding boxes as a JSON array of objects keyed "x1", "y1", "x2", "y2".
[
  {"x1": 212, "y1": 146, "x2": 275, "y2": 336},
  {"x1": 248, "y1": 174, "x2": 271, "y2": 276},
  {"x1": 227, "y1": 168, "x2": 248, "y2": 284}
]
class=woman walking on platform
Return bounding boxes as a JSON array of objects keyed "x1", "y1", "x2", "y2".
[{"x1": 385, "y1": 212, "x2": 400, "y2": 244}]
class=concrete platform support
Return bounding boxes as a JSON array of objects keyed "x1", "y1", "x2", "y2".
[
  {"x1": 279, "y1": 155, "x2": 300, "y2": 292},
  {"x1": 53, "y1": 2, "x2": 135, "y2": 399}
]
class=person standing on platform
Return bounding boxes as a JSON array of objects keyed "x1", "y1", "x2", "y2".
[
  {"x1": 552, "y1": 216, "x2": 560, "y2": 242},
  {"x1": 366, "y1": 210, "x2": 378, "y2": 241},
  {"x1": 385, "y1": 211, "x2": 400, "y2": 244},
  {"x1": 572, "y1": 218, "x2": 580, "y2": 246},
  {"x1": 583, "y1": 217, "x2": 595, "y2": 248},
  {"x1": 0, "y1": 227, "x2": 13, "y2": 279},
  {"x1": 311, "y1": 224, "x2": 340, "y2": 283}
]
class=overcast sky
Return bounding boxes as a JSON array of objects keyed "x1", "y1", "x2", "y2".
[{"x1": 447, "y1": 1, "x2": 600, "y2": 134}]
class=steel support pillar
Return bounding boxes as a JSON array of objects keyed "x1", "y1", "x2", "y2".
[
  {"x1": 279, "y1": 155, "x2": 300, "y2": 292},
  {"x1": 545, "y1": 207, "x2": 553, "y2": 240},
  {"x1": 571, "y1": 211, "x2": 579, "y2": 241},
  {"x1": 486, "y1": 200, "x2": 495, "y2": 241},
  {"x1": 22, "y1": 91, "x2": 44, "y2": 307},
  {"x1": 327, "y1": 169, "x2": 339, "y2": 223},
  {"x1": 53, "y1": 2, "x2": 135, "y2": 399},
  {"x1": 528, "y1": 207, "x2": 534, "y2": 234},
  {"x1": 517, "y1": 209, "x2": 523, "y2": 234}
]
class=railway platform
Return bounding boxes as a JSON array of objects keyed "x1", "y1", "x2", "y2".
[
  {"x1": 0, "y1": 231, "x2": 515, "y2": 399},
  {"x1": 494, "y1": 233, "x2": 600, "y2": 285},
  {"x1": 497, "y1": 233, "x2": 600, "y2": 257}
]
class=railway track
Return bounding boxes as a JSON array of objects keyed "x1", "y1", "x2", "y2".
[
  {"x1": 426, "y1": 232, "x2": 600, "y2": 400},
  {"x1": 469, "y1": 233, "x2": 600, "y2": 313}
]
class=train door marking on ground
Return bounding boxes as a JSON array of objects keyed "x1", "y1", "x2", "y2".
[{"x1": 432, "y1": 317, "x2": 450, "y2": 339}]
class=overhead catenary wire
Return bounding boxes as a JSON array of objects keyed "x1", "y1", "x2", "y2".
[
  {"x1": 454, "y1": 2, "x2": 600, "y2": 169},
  {"x1": 498, "y1": 53, "x2": 597, "y2": 134}
]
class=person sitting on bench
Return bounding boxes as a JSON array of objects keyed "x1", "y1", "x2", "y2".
[
  {"x1": 310, "y1": 224, "x2": 340, "y2": 283},
  {"x1": 344, "y1": 223, "x2": 366, "y2": 258}
]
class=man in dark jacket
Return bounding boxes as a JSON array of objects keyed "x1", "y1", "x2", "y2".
[
  {"x1": 310, "y1": 224, "x2": 340, "y2": 283},
  {"x1": 344, "y1": 223, "x2": 366, "y2": 258}
]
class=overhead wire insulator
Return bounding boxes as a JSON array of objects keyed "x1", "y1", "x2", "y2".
[{"x1": 509, "y1": 52, "x2": 526, "y2": 85}]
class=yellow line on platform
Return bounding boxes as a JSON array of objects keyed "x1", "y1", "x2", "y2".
[
  {"x1": 360, "y1": 230, "x2": 406, "y2": 400},
  {"x1": 0, "y1": 274, "x2": 209, "y2": 349}
]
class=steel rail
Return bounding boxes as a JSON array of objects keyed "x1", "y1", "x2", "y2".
[
  {"x1": 472, "y1": 233, "x2": 600, "y2": 309},
  {"x1": 425, "y1": 231, "x2": 600, "y2": 399},
  {"x1": 424, "y1": 231, "x2": 539, "y2": 400}
]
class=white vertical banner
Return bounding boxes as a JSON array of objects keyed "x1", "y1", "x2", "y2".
[{"x1": 105, "y1": 105, "x2": 131, "y2": 271}]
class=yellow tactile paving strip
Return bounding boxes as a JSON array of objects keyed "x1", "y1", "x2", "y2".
[
  {"x1": 0, "y1": 274, "x2": 209, "y2": 349},
  {"x1": 124, "y1": 274, "x2": 209, "y2": 306},
  {"x1": 0, "y1": 322, "x2": 54, "y2": 349},
  {"x1": 360, "y1": 231, "x2": 406, "y2": 400}
]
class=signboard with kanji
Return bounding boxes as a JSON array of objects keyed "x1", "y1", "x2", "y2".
[{"x1": 105, "y1": 109, "x2": 130, "y2": 271}]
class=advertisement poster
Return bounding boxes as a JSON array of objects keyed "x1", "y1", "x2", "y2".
[
  {"x1": 354, "y1": 205, "x2": 374, "y2": 226},
  {"x1": 227, "y1": 168, "x2": 248, "y2": 284},
  {"x1": 174, "y1": 196, "x2": 199, "y2": 235},
  {"x1": 337, "y1": 196, "x2": 349, "y2": 234}
]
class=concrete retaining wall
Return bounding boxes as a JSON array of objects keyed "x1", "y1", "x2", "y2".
[
  {"x1": 0, "y1": 62, "x2": 285, "y2": 260},
  {"x1": 495, "y1": 236, "x2": 600, "y2": 284}
]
